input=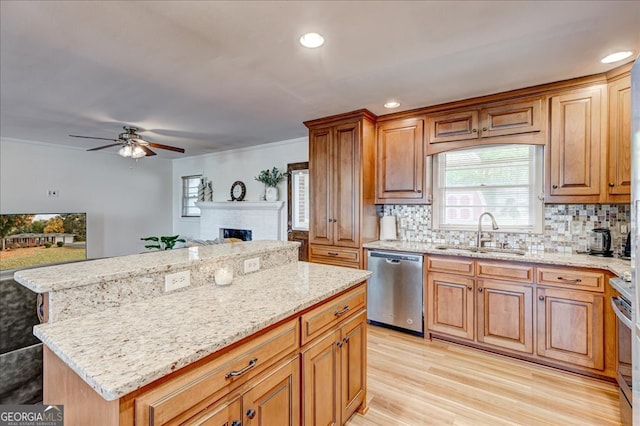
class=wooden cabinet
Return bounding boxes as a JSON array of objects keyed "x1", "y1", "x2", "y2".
[
  {"x1": 536, "y1": 287, "x2": 604, "y2": 370},
  {"x1": 546, "y1": 85, "x2": 606, "y2": 202},
  {"x1": 375, "y1": 117, "x2": 429, "y2": 204},
  {"x1": 476, "y1": 279, "x2": 533, "y2": 353},
  {"x1": 426, "y1": 271, "x2": 475, "y2": 340},
  {"x1": 606, "y1": 74, "x2": 631, "y2": 202},
  {"x1": 186, "y1": 356, "x2": 299, "y2": 426},
  {"x1": 426, "y1": 257, "x2": 613, "y2": 377},
  {"x1": 306, "y1": 110, "x2": 377, "y2": 269},
  {"x1": 426, "y1": 97, "x2": 543, "y2": 154},
  {"x1": 302, "y1": 308, "x2": 367, "y2": 426}
]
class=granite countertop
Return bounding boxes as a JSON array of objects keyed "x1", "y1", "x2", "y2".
[
  {"x1": 34, "y1": 262, "x2": 371, "y2": 401},
  {"x1": 15, "y1": 240, "x2": 296, "y2": 293},
  {"x1": 364, "y1": 240, "x2": 631, "y2": 277}
]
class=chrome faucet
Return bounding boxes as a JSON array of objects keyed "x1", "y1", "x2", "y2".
[{"x1": 476, "y1": 212, "x2": 499, "y2": 250}]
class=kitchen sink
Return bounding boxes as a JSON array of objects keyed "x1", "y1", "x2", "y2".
[{"x1": 434, "y1": 245, "x2": 526, "y2": 256}]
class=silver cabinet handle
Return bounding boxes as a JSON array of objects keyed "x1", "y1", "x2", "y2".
[
  {"x1": 225, "y1": 358, "x2": 258, "y2": 378},
  {"x1": 334, "y1": 305, "x2": 350, "y2": 316}
]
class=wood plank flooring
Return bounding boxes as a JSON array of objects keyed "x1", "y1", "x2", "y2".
[{"x1": 346, "y1": 325, "x2": 622, "y2": 426}]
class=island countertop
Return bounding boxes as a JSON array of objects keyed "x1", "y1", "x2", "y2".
[{"x1": 34, "y1": 261, "x2": 371, "y2": 401}]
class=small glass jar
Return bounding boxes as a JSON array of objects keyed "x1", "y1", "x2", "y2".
[{"x1": 214, "y1": 266, "x2": 233, "y2": 286}]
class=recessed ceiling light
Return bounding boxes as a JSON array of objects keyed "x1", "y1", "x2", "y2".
[
  {"x1": 300, "y1": 33, "x2": 324, "y2": 48},
  {"x1": 384, "y1": 101, "x2": 400, "y2": 109},
  {"x1": 601, "y1": 51, "x2": 633, "y2": 64}
]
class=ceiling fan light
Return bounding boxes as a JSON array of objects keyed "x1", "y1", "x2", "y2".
[
  {"x1": 132, "y1": 145, "x2": 146, "y2": 158},
  {"x1": 118, "y1": 145, "x2": 132, "y2": 157}
]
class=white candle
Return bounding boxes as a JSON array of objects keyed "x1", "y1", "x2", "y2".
[{"x1": 214, "y1": 267, "x2": 233, "y2": 286}]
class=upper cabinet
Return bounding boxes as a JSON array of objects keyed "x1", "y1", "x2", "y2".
[
  {"x1": 375, "y1": 117, "x2": 430, "y2": 204},
  {"x1": 546, "y1": 85, "x2": 606, "y2": 203},
  {"x1": 305, "y1": 110, "x2": 378, "y2": 268},
  {"x1": 426, "y1": 96, "x2": 545, "y2": 154},
  {"x1": 606, "y1": 74, "x2": 631, "y2": 202}
]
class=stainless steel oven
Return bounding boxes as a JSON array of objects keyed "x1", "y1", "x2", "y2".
[{"x1": 611, "y1": 278, "x2": 633, "y2": 425}]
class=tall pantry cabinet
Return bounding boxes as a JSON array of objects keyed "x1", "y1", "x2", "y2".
[{"x1": 304, "y1": 110, "x2": 378, "y2": 269}]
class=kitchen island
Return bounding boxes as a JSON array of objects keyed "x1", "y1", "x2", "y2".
[{"x1": 16, "y1": 241, "x2": 371, "y2": 425}]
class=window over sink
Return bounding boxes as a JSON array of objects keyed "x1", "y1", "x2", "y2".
[{"x1": 432, "y1": 144, "x2": 543, "y2": 233}]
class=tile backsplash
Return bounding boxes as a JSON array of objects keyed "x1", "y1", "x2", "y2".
[{"x1": 379, "y1": 204, "x2": 631, "y2": 255}]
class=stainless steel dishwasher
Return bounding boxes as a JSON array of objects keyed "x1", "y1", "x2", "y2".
[{"x1": 367, "y1": 250, "x2": 424, "y2": 335}]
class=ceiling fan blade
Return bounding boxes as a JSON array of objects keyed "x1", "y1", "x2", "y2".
[
  {"x1": 87, "y1": 143, "x2": 123, "y2": 151},
  {"x1": 147, "y1": 142, "x2": 185, "y2": 153},
  {"x1": 140, "y1": 145, "x2": 157, "y2": 156},
  {"x1": 70, "y1": 135, "x2": 119, "y2": 142}
]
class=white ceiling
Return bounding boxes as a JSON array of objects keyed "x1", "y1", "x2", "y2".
[{"x1": 1, "y1": 1, "x2": 638, "y2": 159}]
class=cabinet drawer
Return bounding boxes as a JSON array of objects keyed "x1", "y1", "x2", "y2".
[
  {"x1": 477, "y1": 261, "x2": 534, "y2": 283},
  {"x1": 537, "y1": 267, "x2": 604, "y2": 292},
  {"x1": 135, "y1": 319, "x2": 299, "y2": 425},
  {"x1": 301, "y1": 284, "x2": 366, "y2": 345},
  {"x1": 310, "y1": 245, "x2": 360, "y2": 263},
  {"x1": 427, "y1": 256, "x2": 474, "y2": 276}
]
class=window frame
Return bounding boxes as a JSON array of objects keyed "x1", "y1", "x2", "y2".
[
  {"x1": 431, "y1": 144, "x2": 544, "y2": 234},
  {"x1": 181, "y1": 174, "x2": 202, "y2": 218}
]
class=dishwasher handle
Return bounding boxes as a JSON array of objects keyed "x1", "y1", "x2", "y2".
[{"x1": 368, "y1": 250, "x2": 423, "y2": 264}]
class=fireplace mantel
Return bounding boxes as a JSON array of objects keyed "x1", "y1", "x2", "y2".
[
  {"x1": 196, "y1": 201, "x2": 286, "y2": 241},
  {"x1": 196, "y1": 201, "x2": 285, "y2": 211}
]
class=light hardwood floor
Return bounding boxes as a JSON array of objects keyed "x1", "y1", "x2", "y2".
[{"x1": 347, "y1": 325, "x2": 622, "y2": 426}]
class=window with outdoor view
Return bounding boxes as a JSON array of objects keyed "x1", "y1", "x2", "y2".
[
  {"x1": 181, "y1": 175, "x2": 202, "y2": 217},
  {"x1": 432, "y1": 144, "x2": 543, "y2": 233}
]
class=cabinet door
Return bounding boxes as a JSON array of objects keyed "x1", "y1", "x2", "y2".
[
  {"x1": 536, "y1": 287, "x2": 604, "y2": 370},
  {"x1": 607, "y1": 76, "x2": 631, "y2": 200},
  {"x1": 480, "y1": 98, "x2": 541, "y2": 138},
  {"x1": 302, "y1": 331, "x2": 340, "y2": 426},
  {"x1": 185, "y1": 395, "x2": 243, "y2": 426},
  {"x1": 339, "y1": 311, "x2": 367, "y2": 423},
  {"x1": 242, "y1": 356, "x2": 300, "y2": 426},
  {"x1": 427, "y1": 109, "x2": 479, "y2": 145},
  {"x1": 476, "y1": 279, "x2": 533, "y2": 354},
  {"x1": 333, "y1": 121, "x2": 361, "y2": 247},
  {"x1": 375, "y1": 118, "x2": 427, "y2": 203},
  {"x1": 547, "y1": 86, "x2": 604, "y2": 201},
  {"x1": 309, "y1": 127, "x2": 333, "y2": 245},
  {"x1": 426, "y1": 272, "x2": 475, "y2": 340}
]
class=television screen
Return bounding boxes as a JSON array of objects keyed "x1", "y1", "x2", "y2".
[{"x1": 0, "y1": 213, "x2": 87, "y2": 271}]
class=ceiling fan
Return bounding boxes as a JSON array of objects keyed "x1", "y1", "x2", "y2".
[{"x1": 70, "y1": 126, "x2": 185, "y2": 158}]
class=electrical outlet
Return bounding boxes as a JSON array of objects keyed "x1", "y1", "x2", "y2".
[
  {"x1": 621, "y1": 224, "x2": 628, "y2": 234},
  {"x1": 244, "y1": 257, "x2": 260, "y2": 273},
  {"x1": 47, "y1": 189, "x2": 59, "y2": 197},
  {"x1": 164, "y1": 271, "x2": 190, "y2": 292}
]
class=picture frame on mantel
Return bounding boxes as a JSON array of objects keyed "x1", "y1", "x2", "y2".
[{"x1": 230, "y1": 181, "x2": 246, "y2": 201}]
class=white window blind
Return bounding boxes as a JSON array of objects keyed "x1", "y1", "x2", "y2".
[
  {"x1": 291, "y1": 169, "x2": 309, "y2": 231},
  {"x1": 181, "y1": 175, "x2": 202, "y2": 217},
  {"x1": 432, "y1": 144, "x2": 543, "y2": 232}
]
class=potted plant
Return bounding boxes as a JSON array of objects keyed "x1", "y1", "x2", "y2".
[
  {"x1": 140, "y1": 235, "x2": 186, "y2": 250},
  {"x1": 255, "y1": 167, "x2": 289, "y2": 201}
]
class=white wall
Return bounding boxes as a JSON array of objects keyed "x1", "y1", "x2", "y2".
[
  {"x1": 0, "y1": 139, "x2": 173, "y2": 258},
  {"x1": 172, "y1": 137, "x2": 308, "y2": 239}
]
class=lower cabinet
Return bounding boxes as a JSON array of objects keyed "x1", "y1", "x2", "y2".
[
  {"x1": 476, "y1": 279, "x2": 534, "y2": 354},
  {"x1": 426, "y1": 272, "x2": 475, "y2": 340},
  {"x1": 426, "y1": 256, "x2": 614, "y2": 378},
  {"x1": 186, "y1": 356, "x2": 299, "y2": 426},
  {"x1": 302, "y1": 310, "x2": 367, "y2": 426},
  {"x1": 536, "y1": 287, "x2": 604, "y2": 370}
]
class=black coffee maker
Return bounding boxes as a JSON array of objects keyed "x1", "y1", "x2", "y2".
[{"x1": 588, "y1": 228, "x2": 612, "y2": 257}]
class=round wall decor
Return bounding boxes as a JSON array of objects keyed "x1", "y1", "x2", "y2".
[{"x1": 230, "y1": 181, "x2": 246, "y2": 201}]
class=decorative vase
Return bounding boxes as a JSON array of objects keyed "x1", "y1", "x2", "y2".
[{"x1": 265, "y1": 186, "x2": 279, "y2": 202}]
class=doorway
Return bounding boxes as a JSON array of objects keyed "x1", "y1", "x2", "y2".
[{"x1": 287, "y1": 162, "x2": 309, "y2": 261}]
